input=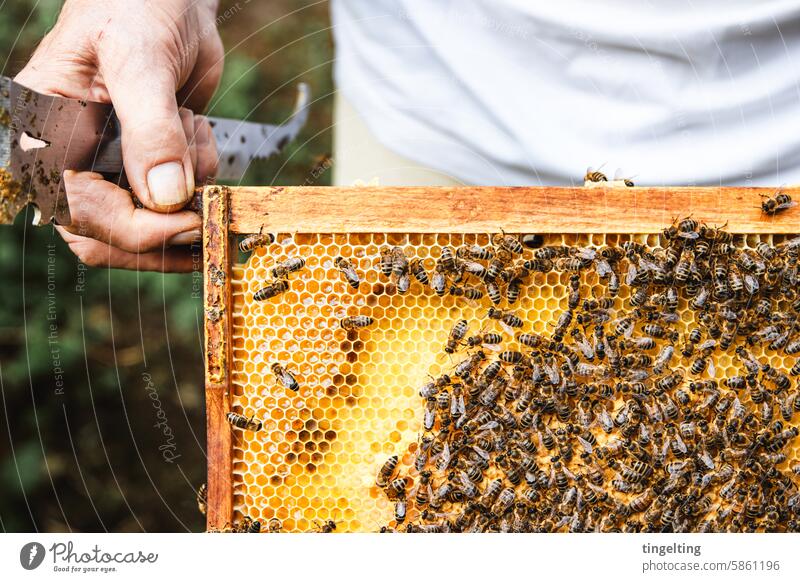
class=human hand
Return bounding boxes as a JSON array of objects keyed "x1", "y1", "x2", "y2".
[{"x1": 15, "y1": 0, "x2": 224, "y2": 271}]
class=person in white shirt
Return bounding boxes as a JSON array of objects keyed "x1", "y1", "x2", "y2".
[
  {"x1": 332, "y1": 1, "x2": 800, "y2": 188},
  {"x1": 15, "y1": 0, "x2": 797, "y2": 270}
]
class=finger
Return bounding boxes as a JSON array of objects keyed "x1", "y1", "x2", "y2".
[
  {"x1": 177, "y1": 34, "x2": 224, "y2": 113},
  {"x1": 61, "y1": 171, "x2": 201, "y2": 252},
  {"x1": 193, "y1": 115, "x2": 219, "y2": 183},
  {"x1": 13, "y1": 22, "x2": 102, "y2": 100},
  {"x1": 98, "y1": 40, "x2": 194, "y2": 212},
  {"x1": 180, "y1": 108, "x2": 199, "y2": 181},
  {"x1": 58, "y1": 227, "x2": 197, "y2": 273}
]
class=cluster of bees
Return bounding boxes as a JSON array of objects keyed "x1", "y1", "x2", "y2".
[
  {"x1": 373, "y1": 219, "x2": 800, "y2": 533},
  {"x1": 227, "y1": 187, "x2": 799, "y2": 533},
  {"x1": 198, "y1": 482, "x2": 336, "y2": 533}
]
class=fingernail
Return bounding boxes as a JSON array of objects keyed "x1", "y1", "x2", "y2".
[
  {"x1": 148, "y1": 162, "x2": 189, "y2": 207},
  {"x1": 167, "y1": 229, "x2": 202, "y2": 246}
]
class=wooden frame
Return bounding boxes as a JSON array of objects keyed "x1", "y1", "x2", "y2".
[
  {"x1": 227, "y1": 186, "x2": 800, "y2": 234},
  {"x1": 203, "y1": 185, "x2": 234, "y2": 530},
  {"x1": 202, "y1": 185, "x2": 799, "y2": 530}
]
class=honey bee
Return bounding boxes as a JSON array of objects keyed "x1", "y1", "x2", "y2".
[
  {"x1": 376, "y1": 455, "x2": 399, "y2": 488},
  {"x1": 391, "y1": 246, "x2": 409, "y2": 277},
  {"x1": 271, "y1": 257, "x2": 306, "y2": 279},
  {"x1": 397, "y1": 272, "x2": 411, "y2": 294},
  {"x1": 438, "y1": 246, "x2": 458, "y2": 272},
  {"x1": 444, "y1": 319, "x2": 470, "y2": 354},
  {"x1": 613, "y1": 168, "x2": 635, "y2": 187},
  {"x1": 340, "y1": 315, "x2": 375, "y2": 330},
  {"x1": 454, "y1": 350, "x2": 486, "y2": 378},
  {"x1": 458, "y1": 243, "x2": 494, "y2": 260},
  {"x1": 253, "y1": 278, "x2": 289, "y2": 301},
  {"x1": 334, "y1": 256, "x2": 361, "y2": 289},
  {"x1": 267, "y1": 518, "x2": 283, "y2": 533},
  {"x1": 387, "y1": 477, "x2": 409, "y2": 500},
  {"x1": 552, "y1": 309, "x2": 573, "y2": 342},
  {"x1": 487, "y1": 307, "x2": 524, "y2": 330},
  {"x1": 410, "y1": 259, "x2": 429, "y2": 285},
  {"x1": 486, "y1": 280, "x2": 502, "y2": 305},
  {"x1": 432, "y1": 264, "x2": 447, "y2": 297},
  {"x1": 761, "y1": 190, "x2": 796, "y2": 215},
  {"x1": 239, "y1": 229, "x2": 275, "y2": 253},
  {"x1": 315, "y1": 520, "x2": 337, "y2": 533},
  {"x1": 507, "y1": 278, "x2": 523, "y2": 304},
  {"x1": 584, "y1": 166, "x2": 608, "y2": 183},
  {"x1": 492, "y1": 233, "x2": 524, "y2": 255},
  {"x1": 466, "y1": 332, "x2": 503, "y2": 350},
  {"x1": 379, "y1": 247, "x2": 394, "y2": 277},
  {"x1": 423, "y1": 397, "x2": 437, "y2": 431},
  {"x1": 226, "y1": 412, "x2": 262, "y2": 432},
  {"x1": 196, "y1": 483, "x2": 207, "y2": 516},
  {"x1": 271, "y1": 362, "x2": 299, "y2": 392},
  {"x1": 522, "y1": 258, "x2": 554, "y2": 272},
  {"x1": 240, "y1": 516, "x2": 261, "y2": 533}
]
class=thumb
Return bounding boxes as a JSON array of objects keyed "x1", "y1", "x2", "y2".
[{"x1": 103, "y1": 62, "x2": 195, "y2": 212}]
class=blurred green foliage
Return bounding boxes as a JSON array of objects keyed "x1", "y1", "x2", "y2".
[{"x1": 0, "y1": 0, "x2": 333, "y2": 531}]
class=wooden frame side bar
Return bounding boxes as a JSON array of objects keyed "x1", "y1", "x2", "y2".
[
  {"x1": 203, "y1": 185, "x2": 234, "y2": 531},
  {"x1": 225, "y1": 186, "x2": 800, "y2": 234}
]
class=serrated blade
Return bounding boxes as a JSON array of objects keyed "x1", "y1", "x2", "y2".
[
  {"x1": 212, "y1": 82, "x2": 309, "y2": 181},
  {"x1": 0, "y1": 76, "x2": 310, "y2": 225}
]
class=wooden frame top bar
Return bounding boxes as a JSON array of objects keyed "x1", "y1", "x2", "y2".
[{"x1": 223, "y1": 186, "x2": 800, "y2": 234}]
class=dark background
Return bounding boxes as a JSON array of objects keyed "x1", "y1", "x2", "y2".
[{"x1": 0, "y1": 0, "x2": 334, "y2": 532}]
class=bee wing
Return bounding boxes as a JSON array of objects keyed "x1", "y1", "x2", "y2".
[
  {"x1": 698, "y1": 340, "x2": 717, "y2": 351},
  {"x1": 662, "y1": 437, "x2": 672, "y2": 459},
  {"x1": 699, "y1": 450, "x2": 716, "y2": 470},
  {"x1": 674, "y1": 433, "x2": 688, "y2": 454},
  {"x1": 594, "y1": 259, "x2": 612, "y2": 277},
  {"x1": 708, "y1": 359, "x2": 716, "y2": 378},
  {"x1": 775, "y1": 200, "x2": 798, "y2": 211},
  {"x1": 626, "y1": 263, "x2": 638, "y2": 285},
  {"x1": 436, "y1": 444, "x2": 452, "y2": 471},
  {"x1": 499, "y1": 321, "x2": 515, "y2": 336},
  {"x1": 577, "y1": 435, "x2": 594, "y2": 454},
  {"x1": 598, "y1": 409, "x2": 613, "y2": 431},
  {"x1": 424, "y1": 407, "x2": 436, "y2": 430}
]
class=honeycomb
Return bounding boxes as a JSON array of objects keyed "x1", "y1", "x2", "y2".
[{"x1": 227, "y1": 232, "x2": 800, "y2": 532}]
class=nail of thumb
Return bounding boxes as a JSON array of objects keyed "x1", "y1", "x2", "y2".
[{"x1": 147, "y1": 162, "x2": 192, "y2": 208}]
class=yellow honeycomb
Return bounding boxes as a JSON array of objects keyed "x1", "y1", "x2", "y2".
[{"x1": 228, "y1": 232, "x2": 800, "y2": 532}]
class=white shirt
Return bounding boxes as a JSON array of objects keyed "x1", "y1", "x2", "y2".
[{"x1": 331, "y1": 0, "x2": 800, "y2": 186}]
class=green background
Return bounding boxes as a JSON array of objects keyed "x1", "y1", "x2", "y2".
[{"x1": 0, "y1": 0, "x2": 334, "y2": 532}]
